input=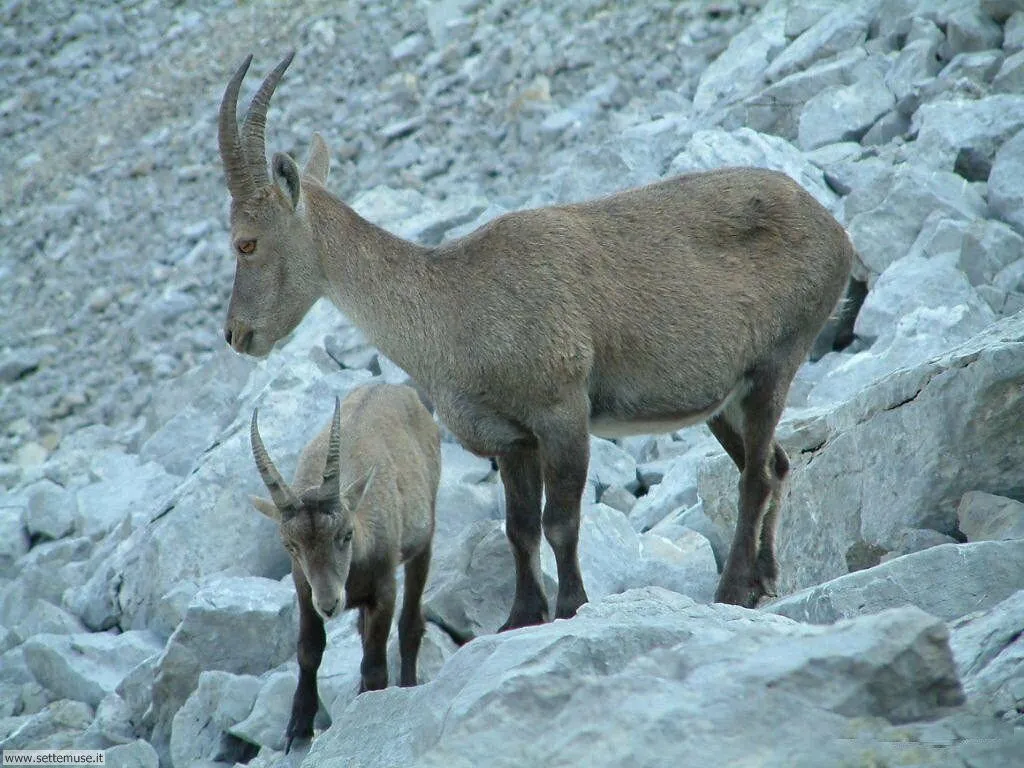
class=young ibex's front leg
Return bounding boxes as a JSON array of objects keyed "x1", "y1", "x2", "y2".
[
  {"x1": 287, "y1": 566, "x2": 325, "y2": 752},
  {"x1": 359, "y1": 576, "x2": 396, "y2": 693},
  {"x1": 398, "y1": 546, "x2": 430, "y2": 686}
]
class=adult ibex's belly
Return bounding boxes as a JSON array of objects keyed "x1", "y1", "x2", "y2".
[{"x1": 588, "y1": 380, "x2": 748, "y2": 439}]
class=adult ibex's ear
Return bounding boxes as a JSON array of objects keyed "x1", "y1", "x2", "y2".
[
  {"x1": 272, "y1": 151, "x2": 301, "y2": 209},
  {"x1": 343, "y1": 466, "x2": 377, "y2": 512},
  {"x1": 250, "y1": 494, "x2": 282, "y2": 522},
  {"x1": 303, "y1": 133, "x2": 331, "y2": 184}
]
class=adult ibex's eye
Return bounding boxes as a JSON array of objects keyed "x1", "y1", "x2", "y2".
[
  {"x1": 340, "y1": 530, "x2": 354, "y2": 544},
  {"x1": 236, "y1": 239, "x2": 257, "y2": 255}
]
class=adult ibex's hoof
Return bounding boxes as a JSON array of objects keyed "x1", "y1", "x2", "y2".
[
  {"x1": 714, "y1": 575, "x2": 764, "y2": 609},
  {"x1": 554, "y1": 585, "x2": 588, "y2": 620},
  {"x1": 754, "y1": 551, "x2": 779, "y2": 599},
  {"x1": 498, "y1": 603, "x2": 549, "y2": 632}
]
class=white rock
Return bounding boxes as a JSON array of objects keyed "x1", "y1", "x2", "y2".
[
  {"x1": 0, "y1": 501, "x2": 29, "y2": 576},
  {"x1": 170, "y1": 670, "x2": 262, "y2": 768},
  {"x1": 797, "y1": 71, "x2": 895, "y2": 150},
  {"x1": 104, "y1": 740, "x2": 160, "y2": 768},
  {"x1": 303, "y1": 589, "x2": 962, "y2": 767},
  {"x1": 846, "y1": 167, "x2": 986, "y2": 276},
  {"x1": 949, "y1": 589, "x2": 1024, "y2": 724},
  {"x1": 21, "y1": 630, "x2": 162, "y2": 707},
  {"x1": 24, "y1": 479, "x2": 76, "y2": 541},
  {"x1": 770, "y1": 541, "x2": 1024, "y2": 624},
  {"x1": 957, "y1": 491, "x2": 1024, "y2": 541},
  {"x1": 148, "y1": 576, "x2": 298, "y2": 753},
  {"x1": 765, "y1": 1, "x2": 879, "y2": 82},
  {"x1": 227, "y1": 670, "x2": 294, "y2": 753},
  {"x1": 988, "y1": 128, "x2": 1024, "y2": 236}
]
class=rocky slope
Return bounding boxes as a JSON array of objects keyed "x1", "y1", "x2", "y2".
[{"x1": 2, "y1": 0, "x2": 1024, "y2": 766}]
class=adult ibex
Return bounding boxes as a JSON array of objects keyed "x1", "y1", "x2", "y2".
[
  {"x1": 250, "y1": 384, "x2": 440, "y2": 749},
  {"x1": 220, "y1": 52, "x2": 854, "y2": 625}
]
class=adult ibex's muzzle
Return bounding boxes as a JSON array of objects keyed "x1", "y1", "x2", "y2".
[{"x1": 224, "y1": 321, "x2": 254, "y2": 353}]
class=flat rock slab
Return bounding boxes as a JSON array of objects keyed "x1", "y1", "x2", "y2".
[
  {"x1": 21, "y1": 630, "x2": 163, "y2": 707},
  {"x1": 303, "y1": 588, "x2": 964, "y2": 767},
  {"x1": 769, "y1": 540, "x2": 1024, "y2": 624}
]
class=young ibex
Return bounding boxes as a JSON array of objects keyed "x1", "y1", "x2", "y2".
[
  {"x1": 249, "y1": 383, "x2": 441, "y2": 750},
  {"x1": 221, "y1": 53, "x2": 853, "y2": 625}
]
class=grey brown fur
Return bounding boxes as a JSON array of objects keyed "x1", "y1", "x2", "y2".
[
  {"x1": 250, "y1": 383, "x2": 440, "y2": 750},
  {"x1": 221, "y1": 53, "x2": 853, "y2": 629}
]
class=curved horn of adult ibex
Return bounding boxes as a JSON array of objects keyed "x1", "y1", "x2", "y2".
[
  {"x1": 321, "y1": 397, "x2": 343, "y2": 497},
  {"x1": 250, "y1": 409, "x2": 302, "y2": 517},
  {"x1": 218, "y1": 54, "x2": 257, "y2": 200},
  {"x1": 241, "y1": 50, "x2": 296, "y2": 190}
]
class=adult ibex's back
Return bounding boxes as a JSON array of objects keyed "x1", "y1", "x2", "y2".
[{"x1": 219, "y1": 52, "x2": 854, "y2": 623}]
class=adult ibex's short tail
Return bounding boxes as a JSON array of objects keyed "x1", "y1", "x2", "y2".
[{"x1": 220, "y1": 52, "x2": 854, "y2": 625}]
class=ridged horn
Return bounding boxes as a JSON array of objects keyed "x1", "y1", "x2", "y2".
[
  {"x1": 218, "y1": 54, "x2": 257, "y2": 200},
  {"x1": 321, "y1": 397, "x2": 342, "y2": 496},
  {"x1": 250, "y1": 409, "x2": 301, "y2": 517},
  {"x1": 241, "y1": 50, "x2": 296, "y2": 191}
]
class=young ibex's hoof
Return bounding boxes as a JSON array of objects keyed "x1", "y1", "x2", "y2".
[{"x1": 284, "y1": 715, "x2": 315, "y2": 754}]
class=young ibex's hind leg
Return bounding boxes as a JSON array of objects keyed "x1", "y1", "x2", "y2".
[
  {"x1": 710, "y1": 371, "x2": 790, "y2": 608},
  {"x1": 497, "y1": 446, "x2": 549, "y2": 631},
  {"x1": 398, "y1": 545, "x2": 430, "y2": 686},
  {"x1": 536, "y1": 403, "x2": 590, "y2": 620}
]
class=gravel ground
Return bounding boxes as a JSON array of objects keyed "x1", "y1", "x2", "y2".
[{"x1": 0, "y1": 0, "x2": 755, "y2": 475}]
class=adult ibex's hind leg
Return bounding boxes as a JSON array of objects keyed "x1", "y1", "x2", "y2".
[
  {"x1": 398, "y1": 546, "x2": 430, "y2": 686},
  {"x1": 497, "y1": 445, "x2": 549, "y2": 631},
  {"x1": 754, "y1": 444, "x2": 790, "y2": 598},
  {"x1": 536, "y1": 403, "x2": 590, "y2": 620},
  {"x1": 711, "y1": 373, "x2": 789, "y2": 608},
  {"x1": 707, "y1": 414, "x2": 790, "y2": 602}
]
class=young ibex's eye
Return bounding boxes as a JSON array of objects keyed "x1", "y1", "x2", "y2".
[{"x1": 236, "y1": 239, "x2": 257, "y2": 256}]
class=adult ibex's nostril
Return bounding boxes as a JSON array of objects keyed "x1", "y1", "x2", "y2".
[{"x1": 224, "y1": 328, "x2": 233, "y2": 346}]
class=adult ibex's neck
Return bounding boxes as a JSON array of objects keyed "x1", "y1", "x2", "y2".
[{"x1": 306, "y1": 185, "x2": 436, "y2": 359}]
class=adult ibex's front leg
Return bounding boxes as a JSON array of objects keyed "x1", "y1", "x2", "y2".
[
  {"x1": 497, "y1": 445, "x2": 548, "y2": 631},
  {"x1": 287, "y1": 566, "x2": 325, "y2": 753}
]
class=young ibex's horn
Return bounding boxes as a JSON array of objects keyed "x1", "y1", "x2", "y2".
[
  {"x1": 321, "y1": 397, "x2": 343, "y2": 495},
  {"x1": 250, "y1": 409, "x2": 302, "y2": 517}
]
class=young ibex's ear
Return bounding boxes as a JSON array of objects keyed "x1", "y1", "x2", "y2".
[
  {"x1": 303, "y1": 133, "x2": 331, "y2": 184},
  {"x1": 272, "y1": 151, "x2": 302, "y2": 209},
  {"x1": 250, "y1": 494, "x2": 283, "y2": 522}
]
